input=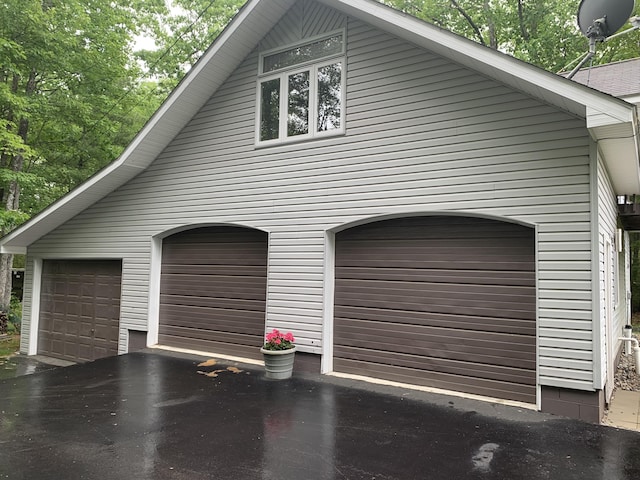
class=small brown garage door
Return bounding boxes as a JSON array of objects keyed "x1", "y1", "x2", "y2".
[
  {"x1": 159, "y1": 226, "x2": 268, "y2": 360},
  {"x1": 334, "y1": 216, "x2": 536, "y2": 404},
  {"x1": 39, "y1": 260, "x2": 122, "y2": 362}
]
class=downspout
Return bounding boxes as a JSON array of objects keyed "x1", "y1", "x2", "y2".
[
  {"x1": 618, "y1": 335, "x2": 640, "y2": 375},
  {"x1": 624, "y1": 324, "x2": 633, "y2": 356}
]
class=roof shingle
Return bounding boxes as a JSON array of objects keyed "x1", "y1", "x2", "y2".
[{"x1": 569, "y1": 57, "x2": 640, "y2": 97}]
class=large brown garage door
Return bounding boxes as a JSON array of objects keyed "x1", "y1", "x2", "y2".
[
  {"x1": 334, "y1": 216, "x2": 536, "y2": 404},
  {"x1": 39, "y1": 260, "x2": 122, "y2": 362},
  {"x1": 159, "y1": 226, "x2": 268, "y2": 360}
]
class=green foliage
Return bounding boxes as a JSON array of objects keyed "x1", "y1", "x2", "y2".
[
  {"x1": 0, "y1": 210, "x2": 29, "y2": 233},
  {"x1": 11, "y1": 255, "x2": 24, "y2": 269},
  {"x1": 136, "y1": 0, "x2": 245, "y2": 92},
  {"x1": 0, "y1": 0, "x2": 168, "y2": 218},
  {"x1": 379, "y1": 0, "x2": 640, "y2": 73},
  {"x1": 8, "y1": 295, "x2": 21, "y2": 333},
  {"x1": 0, "y1": 296, "x2": 21, "y2": 335},
  {"x1": 0, "y1": 334, "x2": 20, "y2": 357}
]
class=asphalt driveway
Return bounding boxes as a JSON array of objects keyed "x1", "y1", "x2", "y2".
[{"x1": 1, "y1": 351, "x2": 640, "y2": 480}]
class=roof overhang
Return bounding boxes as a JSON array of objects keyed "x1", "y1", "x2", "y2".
[
  {"x1": 588, "y1": 106, "x2": 640, "y2": 194},
  {"x1": 2, "y1": 0, "x2": 639, "y2": 254}
]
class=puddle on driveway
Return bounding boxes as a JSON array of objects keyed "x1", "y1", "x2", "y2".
[
  {"x1": 0, "y1": 356, "x2": 21, "y2": 380},
  {"x1": 0, "y1": 355, "x2": 69, "y2": 380}
]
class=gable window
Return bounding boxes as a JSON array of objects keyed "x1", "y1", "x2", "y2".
[{"x1": 257, "y1": 31, "x2": 345, "y2": 145}]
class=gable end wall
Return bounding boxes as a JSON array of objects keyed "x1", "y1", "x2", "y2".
[{"x1": 22, "y1": 1, "x2": 596, "y2": 391}]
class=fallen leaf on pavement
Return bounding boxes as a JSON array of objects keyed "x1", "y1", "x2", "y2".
[{"x1": 197, "y1": 359, "x2": 217, "y2": 367}]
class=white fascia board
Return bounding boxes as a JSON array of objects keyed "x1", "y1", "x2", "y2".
[
  {"x1": 586, "y1": 105, "x2": 634, "y2": 129},
  {"x1": 0, "y1": 0, "x2": 295, "y2": 251},
  {"x1": 622, "y1": 94, "x2": 640, "y2": 106}
]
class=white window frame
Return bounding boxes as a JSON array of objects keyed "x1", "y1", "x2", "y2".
[{"x1": 256, "y1": 30, "x2": 346, "y2": 146}]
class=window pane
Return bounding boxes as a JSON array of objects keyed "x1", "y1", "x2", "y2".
[
  {"x1": 260, "y1": 78, "x2": 280, "y2": 141},
  {"x1": 264, "y1": 34, "x2": 342, "y2": 72},
  {"x1": 287, "y1": 71, "x2": 310, "y2": 137},
  {"x1": 317, "y1": 62, "x2": 342, "y2": 132}
]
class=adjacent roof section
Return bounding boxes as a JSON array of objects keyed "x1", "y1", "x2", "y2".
[
  {"x1": 1, "y1": 0, "x2": 639, "y2": 254},
  {"x1": 569, "y1": 58, "x2": 640, "y2": 98}
]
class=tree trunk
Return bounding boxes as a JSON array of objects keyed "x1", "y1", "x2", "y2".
[
  {"x1": 0, "y1": 255, "x2": 12, "y2": 309},
  {"x1": 0, "y1": 70, "x2": 36, "y2": 308},
  {"x1": 484, "y1": 0, "x2": 498, "y2": 49}
]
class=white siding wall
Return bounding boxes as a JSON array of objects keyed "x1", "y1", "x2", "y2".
[
  {"x1": 597, "y1": 155, "x2": 615, "y2": 392},
  {"x1": 596, "y1": 154, "x2": 627, "y2": 392},
  {"x1": 20, "y1": 257, "x2": 34, "y2": 353},
  {"x1": 22, "y1": 4, "x2": 596, "y2": 389}
]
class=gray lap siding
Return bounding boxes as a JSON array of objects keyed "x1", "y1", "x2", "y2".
[{"x1": 22, "y1": 15, "x2": 593, "y2": 389}]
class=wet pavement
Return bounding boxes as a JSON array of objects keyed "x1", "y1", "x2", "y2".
[
  {"x1": 0, "y1": 353, "x2": 73, "y2": 380},
  {"x1": 1, "y1": 351, "x2": 640, "y2": 479}
]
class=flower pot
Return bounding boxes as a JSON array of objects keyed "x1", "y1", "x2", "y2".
[{"x1": 260, "y1": 346, "x2": 296, "y2": 379}]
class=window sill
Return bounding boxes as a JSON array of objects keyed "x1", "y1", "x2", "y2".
[{"x1": 254, "y1": 130, "x2": 345, "y2": 149}]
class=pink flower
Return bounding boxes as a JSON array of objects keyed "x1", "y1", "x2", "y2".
[{"x1": 263, "y1": 328, "x2": 295, "y2": 351}]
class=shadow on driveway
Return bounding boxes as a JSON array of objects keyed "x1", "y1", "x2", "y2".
[{"x1": 1, "y1": 351, "x2": 639, "y2": 479}]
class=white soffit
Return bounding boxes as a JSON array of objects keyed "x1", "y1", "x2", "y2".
[{"x1": 592, "y1": 121, "x2": 640, "y2": 194}]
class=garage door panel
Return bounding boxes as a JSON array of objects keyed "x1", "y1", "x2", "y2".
[
  {"x1": 334, "y1": 337, "x2": 537, "y2": 371},
  {"x1": 337, "y1": 245, "x2": 534, "y2": 260},
  {"x1": 336, "y1": 298, "x2": 534, "y2": 321},
  {"x1": 336, "y1": 305, "x2": 536, "y2": 335},
  {"x1": 64, "y1": 342, "x2": 78, "y2": 358},
  {"x1": 335, "y1": 284, "x2": 535, "y2": 316},
  {"x1": 336, "y1": 267, "x2": 536, "y2": 286},
  {"x1": 160, "y1": 293, "x2": 266, "y2": 311},
  {"x1": 158, "y1": 335, "x2": 263, "y2": 361},
  {"x1": 337, "y1": 246, "x2": 535, "y2": 261},
  {"x1": 334, "y1": 320, "x2": 536, "y2": 360},
  {"x1": 334, "y1": 358, "x2": 536, "y2": 404},
  {"x1": 161, "y1": 265, "x2": 267, "y2": 277},
  {"x1": 162, "y1": 248, "x2": 268, "y2": 264},
  {"x1": 39, "y1": 260, "x2": 122, "y2": 363},
  {"x1": 335, "y1": 318, "x2": 537, "y2": 349},
  {"x1": 159, "y1": 305, "x2": 265, "y2": 333},
  {"x1": 160, "y1": 325, "x2": 262, "y2": 344},
  {"x1": 336, "y1": 278, "x2": 535, "y2": 298},
  {"x1": 338, "y1": 221, "x2": 534, "y2": 239},
  {"x1": 334, "y1": 216, "x2": 536, "y2": 403},
  {"x1": 334, "y1": 346, "x2": 536, "y2": 384},
  {"x1": 159, "y1": 226, "x2": 268, "y2": 358},
  {"x1": 161, "y1": 276, "x2": 267, "y2": 301},
  {"x1": 336, "y1": 258, "x2": 534, "y2": 271}
]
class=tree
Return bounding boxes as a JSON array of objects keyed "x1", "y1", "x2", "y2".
[
  {"x1": 135, "y1": 0, "x2": 246, "y2": 93},
  {"x1": 379, "y1": 0, "x2": 640, "y2": 73},
  {"x1": 0, "y1": 0, "x2": 167, "y2": 308}
]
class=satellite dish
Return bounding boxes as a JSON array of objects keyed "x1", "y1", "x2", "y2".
[
  {"x1": 567, "y1": 0, "x2": 636, "y2": 78},
  {"x1": 577, "y1": 0, "x2": 635, "y2": 40}
]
